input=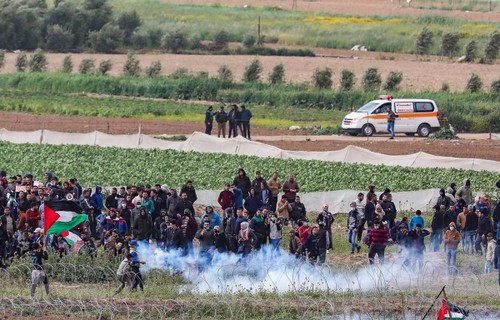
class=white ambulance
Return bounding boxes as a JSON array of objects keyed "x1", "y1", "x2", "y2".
[{"x1": 341, "y1": 97, "x2": 441, "y2": 137}]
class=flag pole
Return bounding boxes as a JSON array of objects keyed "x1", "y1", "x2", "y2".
[
  {"x1": 422, "y1": 285, "x2": 446, "y2": 320},
  {"x1": 442, "y1": 287, "x2": 453, "y2": 320}
]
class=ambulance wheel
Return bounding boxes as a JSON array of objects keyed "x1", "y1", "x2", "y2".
[
  {"x1": 361, "y1": 124, "x2": 375, "y2": 136},
  {"x1": 417, "y1": 124, "x2": 431, "y2": 137}
]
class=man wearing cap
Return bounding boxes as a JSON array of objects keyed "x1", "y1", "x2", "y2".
[
  {"x1": 366, "y1": 219, "x2": 389, "y2": 265},
  {"x1": 218, "y1": 183, "x2": 235, "y2": 211},
  {"x1": 215, "y1": 105, "x2": 229, "y2": 138}
]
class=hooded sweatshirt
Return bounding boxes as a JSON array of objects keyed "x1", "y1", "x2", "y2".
[
  {"x1": 457, "y1": 179, "x2": 473, "y2": 205},
  {"x1": 444, "y1": 222, "x2": 461, "y2": 250}
]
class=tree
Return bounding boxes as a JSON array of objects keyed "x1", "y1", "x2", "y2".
[
  {"x1": 213, "y1": 30, "x2": 230, "y2": 48},
  {"x1": 61, "y1": 55, "x2": 73, "y2": 73},
  {"x1": 88, "y1": 23, "x2": 123, "y2": 53},
  {"x1": 0, "y1": 50, "x2": 5, "y2": 70},
  {"x1": 362, "y1": 68, "x2": 382, "y2": 92},
  {"x1": 465, "y1": 73, "x2": 483, "y2": 93},
  {"x1": 268, "y1": 63, "x2": 285, "y2": 84},
  {"x1": 242, "y1": 59, "x2": 262, "y2": 82},
  {"x1": 82, "y1": 0, "x2": 113, "y2": 32},
  {"x1": 217, "y1": 65, "x2": 233, "y2": 82},
  {"x1": 79, "y1": 59, "x2": 95, "y2": 75},
  {"x1": 312, "y1": 68, "x2": 333, "y2": 89},
  {"x1": 242, "y1": 34, "x2": 256, "y2": 48},
  {"x1": 97, "y1": 59, "x2": 113, "y2": 75},
  {"x1": 340, "y1": 69, "x2": 356, "y2": 91},
  {"x1": 464, "y1": 40, "x2": 477, "y2": 63},
  {"x1": 383, "y1": 71, "x2": 404, "y2": 91},
  {"x1": 16, "y1": 52, "x2": 28, "y2": 72},
  {"x1": 484, "y1": 30, "x2": 500, "y2": 63},
  {"x1": 46, "y1": 25, "x2": 74, "y2": 52},
  {"x1": 416, "y1": 27, "x2": 434, "y2": 56},
  {"x1": 145, "y1": 60, "x2": 162, "y2": 77},
  {"x1": 0, "y1": 1, "x2": 44, "y2": 50},
  {"x1": 29, "y1": 49, "x2": 48, "y2": 72},
  {"x1": 123, "y1": 52, "x2": 141, "y2": 77},
  {"x1": 117, "y1": 10, "x2": 142, "y2": 45},
  {"x1": 440, "y1": 32, "x2": 460, "y2": 59},
  {"x1": 162, "y1": 30, "x2": 189, "y2": 53}
]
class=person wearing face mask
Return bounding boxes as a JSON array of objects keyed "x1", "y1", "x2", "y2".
[{"x1": 443, "y1": 222, "x2": 461, "y2": 276}]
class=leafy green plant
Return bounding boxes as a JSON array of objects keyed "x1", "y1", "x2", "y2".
[
  {"x1": 362, "y1": 68, "x2": 382, "y2": 92},
  {"x1": 97, "y1": 59, "x2": 113, "y2": 76},
  {"x1": 428, "y1": 127, "x2": 458, "y2": 140},
  {"x1": 312, "y1": 68, "x2": 333, "y2": 89},
  {"x1": 242, "y1": 58, "x2": 262, "y2": 82},
  {"x1": 416, "y1": 27, "x2": 434, "y2": 55},
  {"x1": 383, "y1": 71, "x2": 403, "y2": 92},
  {"x1": 28, "y1": 49, "x2": 48, "y2": 72},
  {"x1": 440, "y1": 32, "x2": 460, "y2": 58},
  {"x1": 78, "y1": 59, "x2": 95, "y2": 75},
  {"x1": 217, "y1": 65, "x2": 233, "y2": 82},
  {"x1": 268, "y1": 63, "x2": 285, "y2": 84},
  {"x1": 465, "y1": 73, "x2": 483, "y2": 93},
  {"x1": 123, "y1": 52, "x2": 141, "y2": 77},
  {"x1": 340, "y1": 69, "x2": 356, "y2": 91},
  {"x1": 145, "y1": 60, "x2": 162, "y2": 77},
  {"x1": 61, "y1": 55, "x2": 73, "y2": 73}
]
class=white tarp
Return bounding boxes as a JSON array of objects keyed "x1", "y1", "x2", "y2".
[{"x1": 0, "y1": 128, "x2": 499, "y2": 173}]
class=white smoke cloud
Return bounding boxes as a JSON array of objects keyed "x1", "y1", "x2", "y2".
[{"x1": 136, "y1": 244, "x2": 441, "y2": 294}]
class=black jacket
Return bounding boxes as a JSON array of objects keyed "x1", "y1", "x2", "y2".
[
  {"x1": 465, "y1": 213, "x2": 478, "y2": 232},
  {"x1": 233, "y1": 175, "x2": 252, "y2": 198},
  {"x1": 180, "y1": 185, "x2": 198, "y2": 204},
  {"x1": 380, "y1": 200, "x2": 397, "y2": 221},
  {"x1": 290, "y1": 202, "x2": 306, "y2": 222},
  {"x1": 477, "y1": 215, "x2": 492, "y2": 236},
  {"x1": 365, "y1": 202, "x2": 376, "y2": 227},
  {"x1": 431, "y1": 211, "x2": 445, "y2": 230}
]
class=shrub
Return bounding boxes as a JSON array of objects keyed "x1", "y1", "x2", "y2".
[
  {"x1": 234, "y1": 46, "x2": 314, "y2": 57},
  {"x1": 312, "y1": 67, "x2": 333, "y2": 89},
  {"x1": 123, "y1": 52, "x2": 141, "y2": 77},
  {"x1": 213, "y1": 30, "x2": 230, "y2": 48},
  {"x1": 416, "y1": 27, "x2": 434, "y2": 55},
  {"x1": 447, "y1": 113, "x2": 473, "y2": 133},
  {"x1": 383, "y1": 71, "x2": 403, "y2": 91},
  {"x1": 88, "y1": 23, "x2": 123, "y2": 53},
  {"x1": 148, "y1": 29, "x2": 163, "y2": 48},
  {"x1": 464, "y1": 40, "x2": 477, "y2": 62},
  {"x1": 217, "y1": 65, "x2": 233, "y2": 82},
  {"x1": 170, "y1": 67, "x2": 190, "y2": 79},
  {"x1": 242, "y1": 59, "x2": 262, "y2": 82},
  {"x1": 97, "y1": 59, "x2": 113, "y2": 76},
  {"x1": 117, "y1": 10, "x2": 141, "y2": 44},
  {"x1": 268, "y1": 63, "x2": 285, "y2": 84},
  {"x1": 362, "y1": 68, "x2": 382, "y2": 92},
  {"x1": 144, "y1": 60, "x2": 162, "y2": 77},
  {"x1": 61, "y1": 55, "x2": 73, "y2": 73},
  {"x1": 440, "y1": 82, "x2": 450, "y2": 92},
  {"x1": 0, "y1": 49, "x2": 5, "y2": 70},
  {"x1": 465, "y1": 73, "x2": 482, "y2": 93},
  {"x1": 242, "y1": 34, "x2": 256, "y2": 48},
  {"x1": 46, "y1": 25, "x2": 74, "y2": 52},
  {"x1": 28, "y1": 48, "x2": 48, "y2": 72},
  {"x1": 340, "y1": 69, "x2": 356, "y2": 91},
  {"x1": 162, "y1": 30, "x2": 189, "y2": 53},
  {"x1": 131, "y1": 32, "x2": 151, "y2": 49},
  {"x1": 189, "y1": 35, "x2": 202, "y2": 50},
  {"x1": 484, "y1": 30, "x2": 500, "y2": 63},
  {"x1": 440, "y1": 32, "x2": 460, "y2": 59},
  {"x1": 491, "y1": 78, "x2": 500, "y2": 94},
  {"x1": 78, "y1": 59, "x2": 95, "y2": 75}
]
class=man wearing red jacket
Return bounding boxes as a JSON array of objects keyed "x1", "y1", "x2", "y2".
[
  {"x1": 217, "y1": 183, "x2": 235, "y2": 211},
  {"x1": 26, "y1": 202, "x2": 42, "y2": 229},
  {"x1": 367, "y1": 219, "x2": 389, "y2": 265}
]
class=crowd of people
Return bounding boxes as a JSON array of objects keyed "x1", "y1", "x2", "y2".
[
  {"x1": 0, "y1": 169, "x2": 499, "y2": 295},
  {"x1": 204, "y1": 104, "x2": 252, "y2": 139}
]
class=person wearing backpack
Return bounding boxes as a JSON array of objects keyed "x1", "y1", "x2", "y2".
[{"x1": 215, "y1": 106, "x2": 229, "y2": 138}]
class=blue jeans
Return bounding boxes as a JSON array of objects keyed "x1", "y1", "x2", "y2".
[
  {"x1": 269, "y1": 238, "x2": 281, "y2": 251},
  {"x1": 319, "y1": 250, "x2": 326, "y2": 264},
  {"x1": 387, "y1": 122, "x2": 395, "y2": 138},
  {"x1": 446, "y1": 248, "x2": 457, "y2": 275},
  {"x1": 497, "y1": 221, "x2": 500, "y2": 242},
  {"x1": 485, "y1": 260, "x2": 492, "y2": 273},
  {"x1": 464, "y1": 230, "x2": 476, "y2": 254},
  {"x1": 430, "y1": 229, "x2": 443, "y2": 252},
  {"x1": 348, "y1": 228, "x2": 359, "y2": 253}
]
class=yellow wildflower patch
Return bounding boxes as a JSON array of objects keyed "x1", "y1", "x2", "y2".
[{"x1": 304, "y1": 16, "x2": 402, "y2": 26}]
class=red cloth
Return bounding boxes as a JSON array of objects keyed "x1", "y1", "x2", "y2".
[{"x1": 436, "y1": 299, "x2": 449, "y2": 320}]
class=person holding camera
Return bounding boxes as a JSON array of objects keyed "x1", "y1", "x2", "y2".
[{"x1": 267, "y1": 212, "x2": 282, "y2": 252}]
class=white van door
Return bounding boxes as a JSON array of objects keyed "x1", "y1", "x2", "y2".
[
  {"x1": 393, "y1": 101, "x2": 414, "y2": 132},
  {"x1": 369, "y1": 102, "x2": 391, "y2": 133}
]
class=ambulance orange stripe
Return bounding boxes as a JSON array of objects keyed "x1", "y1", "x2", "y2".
[{"x1": 363, "y1": 112, "x2": 438, "y2": 120}]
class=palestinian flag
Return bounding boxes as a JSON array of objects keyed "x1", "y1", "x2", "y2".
[
  {"x1": 44, "y1": 200, "x2": 87, "y2": 235},
  {"x1": 62, "y1": 230, "x2": 82, "y2": 246}
]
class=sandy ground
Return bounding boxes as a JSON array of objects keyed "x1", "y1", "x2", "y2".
[
  {"x1": 2, "y1": 51, "x2": 499, "y2": 92},
  {"x1": 166, "y1": 0, "x2": 500, "y2": 22},
  {"x1": 1, "y1": 111, "x2": 499, "y2": 161}
]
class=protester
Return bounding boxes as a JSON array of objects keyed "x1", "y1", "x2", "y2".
[
  {"x1": 304, "y1": 226, "x2": 320, "y2": 264},
  {"x1": 317, "y1": 204, "x2": 334, "y2": 251},
  {"x1": 283, "y1": 173, "x2": 300, "y2": 203},
  {"x1": 367, "y1": 219, "x2": 389, "y2": 265},
  {"x1": 268, "y1": 212, "x2": 282, "y2": 252},
  {"x1": 443, "y1": 222, "x2": 461, "y2": 276},
  {"x1": 290, "y1": 196, "x2": 306, "y2": 228},
  {"x1": 129, "y1": 240, "x2": 146, "y2": 292},
  {"x1": 430, "y1": 205, "x2": 445, "y2": 252},
  {"x1": 406, "y1": 224, "x2": 430, "y2": 272},
  {"x1": 347, "y1": 201, "x2": 362, "y2": 254},
  {"x1": 485, "y1": 233, "x2": 496, "y2": 274},
  {"x1": 409, "y1": 210, "x2": 425, "y2": 231},
  {"x1": 30, "y1": 243, "x2": 49, "y2": 297},
  {"x1": 115, "y1": 253, "x2": 133, "y2": 295},
  {"x1": 267, "y1": 172, "x2": 281, "y2": 211}
]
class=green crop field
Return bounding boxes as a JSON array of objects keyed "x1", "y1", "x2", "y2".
[{"x1": 110, "y1": 0, "x2": 500, "y2": 55}]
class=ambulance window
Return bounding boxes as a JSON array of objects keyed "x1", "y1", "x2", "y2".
[
  {"x1": 415, "y1": 102, "x2": 434, "y2": 112},
  {"x1": 372, "y1": 103, "x2": 391, "y2": 114}
]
